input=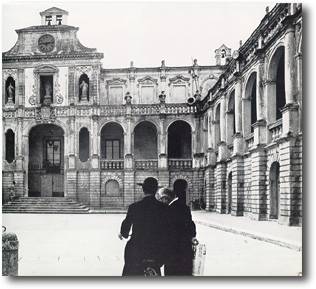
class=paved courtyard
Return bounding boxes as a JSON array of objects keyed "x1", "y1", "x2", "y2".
[{"x1": 2, "y1": 214, "x2": 302, "y2": 276}]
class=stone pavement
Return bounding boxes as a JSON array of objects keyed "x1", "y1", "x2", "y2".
[{"x1": 192, "y1": 211, "x2": 302, "y2": 251}]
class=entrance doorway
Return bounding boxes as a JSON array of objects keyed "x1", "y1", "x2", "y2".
[
  {"x1": 269, "y1": 162, "x2": 280, "y2": 219},
  {"x1": 227, "y1": 172, "x2": 232, "y2": 214},
  {"x1": 173, "y1": 179, "x2": 188, "y2": 205},
  {"x1": 28, "y1": 124, "x2": 64, "y2": 197}
]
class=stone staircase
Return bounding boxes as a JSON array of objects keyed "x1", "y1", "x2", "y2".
[{"x1": 2, "y1": 197, "x2": 90, "y2": 214}]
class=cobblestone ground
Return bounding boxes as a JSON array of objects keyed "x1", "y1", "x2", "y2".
[{"x1": 2, "y1": 214, "x2": 302, "y2": 276}]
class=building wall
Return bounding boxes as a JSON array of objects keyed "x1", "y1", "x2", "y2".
[{"x1": 2, "y1": 3, "x2": 303, "y2": 225}]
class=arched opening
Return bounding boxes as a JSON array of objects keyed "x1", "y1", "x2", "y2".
[
  {"x1": 168, "y1": 120, "x2": 192, "y2": 158},
  {"x1": 245, "y1": 72, "x2": 257, "y2": 134},
  {"x1": 269, "y1": 162, "x2": 280, "y2": 219},
  {"x1": 214, "y1": 104, "x2": 221, "y2": 148},
  {"x1": 101, "y1": 122, "x2": 124, "y2": 159},
  {"x1": 173, "y1": 179, "x2": 188, "y2": 205},
  {"x1": 227, "y1": 172, "x2": 232, "y2": 214},
  {"x1": 5, "y1": 77, "x2": 15, "y2": 104},
  {"x1": 79, "y1": 127, "x2": 89, "y2": 162},
  {"x1": 28, "y1": 124, "x2": 64, "y2": 197},
  {"x1": 79, "y1": 73, "x2": 90, "y2": 102},
  {"x1": 134, "y1": 121, "x2": 158, "y2": 159},
  {"x1": 5, "y1": 129, "x2": 15, "y2": 163},
  {"x1": 226, "y1": 90, "x2": 235, "y2": 145},
  {"x1": 105, "y1": 180, "x2": 120, "y2": 196},
  {"x1": 268, "y1": 46, "x2": 286, "y2": 121}
]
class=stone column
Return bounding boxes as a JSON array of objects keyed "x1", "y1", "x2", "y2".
[
  {"x1": 249, "y1": 148, "x2": 267, "y2": 220},
  {"x1": 17, "y1": 69, "x2": 25, "y2": 106},
  {"x1": 253, "y1": 59, "x2": 267, "y2": 146},
  {"x1": 279, "y1": 136, "x2": 302, "y2": 226},
  {"x1": 66, "y1": 115, "x2": 77, "y2": 200},
  {"x1": 204, "y1": 165, "x2": 215, "y2": 211},
  {"x1": 124, "y1": 104, "x2": 133, "y2": 170},
  {"x1": 231, "y1": 155, "x2": 244, "y2": 216},
  {"x1": 14, "y1": 117, "x2": 24, "y2": 197},
  {"x1": 68, "y1": 66, "x2": 75, "y2": 105},
  {"x1": 284, "y1": 23, "x2": 296, "y2": 104},
  {"x1": 215, "y1": 161, "x2": 227, "y2": 213},
  {"x1": 235, "y1": 79, "x2": 242, "y2": 133},
  {"x1": 218, "y1": 97, "x2": 227, "y2": 161},
  {"x1": 91, "y1": 115, "x2": 99, "y2": 169}
]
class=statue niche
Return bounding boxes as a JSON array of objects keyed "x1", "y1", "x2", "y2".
[
  {"x1": 5, "y1": 76, "x2": 15, "y2": 105},
  {"x1": 40, "y1": 75, "x2": 53, "y2": 105},
  {"x1": 79, "y1": 74, "x2": 89, "y2": 102}
]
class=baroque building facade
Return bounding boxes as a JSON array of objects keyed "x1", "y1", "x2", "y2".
[{"x1": 2, "y1": 4, "x2": 302, "y2": 226}]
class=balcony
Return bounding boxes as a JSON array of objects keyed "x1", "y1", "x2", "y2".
[
  {"x1": 245, "y1": 133, "x2": 254, "y2": 150},
  {"x1": 135, "y1": 159, "x2": 158, "y2": 170},
  {"x1": 168, "y1": 159, "x2": 192, "y2": 169},
  {"x1": 268, "y1": 119, "x2": 283, "y2": 142},
  {"x1": 100, "y1": 159, "x2": 124, "y2": 170}
]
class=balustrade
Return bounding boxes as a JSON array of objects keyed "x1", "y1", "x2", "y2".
[
  {"x1": 168, "y1": 159, "x2": 192, "y2": 169},
  {"x1": 245, "y1": 134, "x2": 254, "y2": 150},
  {"x1": 135, "y1": 159, "x2": 158, "y2": 170},
  {"x1": 100, "y1": 159, "x2": 124, "y2": 170},
  {"x1": 268, "y1": 119, "x2": 283, "y2": 142}
]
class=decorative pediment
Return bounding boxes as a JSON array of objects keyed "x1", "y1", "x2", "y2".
[
  {"x1": 168, "y1": 74, "x2": 190, "y2": 86},
  {"x1": 137, "y1": 76, "x2": 158, "y2": 85},
  {"x1": 40, "y1": 7, "x2": 69, "y2": 16},
  {"x1": 34, "y1": 64, "x2": 58, "y2": 74},
  {"x1": 106, "y1": 78, "x2": 127, "y2": 86}
]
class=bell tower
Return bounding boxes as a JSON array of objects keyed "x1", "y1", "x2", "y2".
[{"x1": 40, "y1": 7, "x2": 69, "y2": 26}]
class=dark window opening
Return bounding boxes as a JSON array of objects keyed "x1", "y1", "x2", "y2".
[
  {"x1": 56, "y1": 15, "x2": 62, "y2": 25},
  {"x1": 79, "y1": 128, "x2": 90, "y2": 162},
  {"x1": 45, "y1": 15, "x2": 52, "y2": 25},
  {"x1": 168, "y1": 121, "x2": 192, "y2": 158},
  {"x1": 276, "y1": 55, "x2": 285, "y2": 120},
  {"x1": 40, "y1": 75, "x2": 53, "y2": 104},
  {"x1": 250, "y1": 82, "x2": 257, "y2": 132},
  {"x1": 105, "y1": 139, "x2": 121, "y2": 159},
  {"x1": 5, "y1": 129, "x2": 15, "y2": 163}
]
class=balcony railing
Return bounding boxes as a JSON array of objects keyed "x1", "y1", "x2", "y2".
[
  {"x1": 135, "y1": 159, "x2": 158, "y2": 170},
  {"x1": 100, "y1": 159, "x2": 124, "y2": 170},
  {"x1": 245, "y1": 134, "x2": 254, "y2": 150},
  {"x1": 168, "y1": 159, "x2": 192, "y2": 169},
  {"x1": 268, "y1": 119, "x2": 283, "y2": 142}
]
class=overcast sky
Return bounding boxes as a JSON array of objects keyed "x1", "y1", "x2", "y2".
[{"x1": 2, "y1": 1, "x2": 273, "y2": 68}]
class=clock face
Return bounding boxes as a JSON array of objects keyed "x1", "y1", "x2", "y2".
[{"x1": 38, "y1": 34, "x2": 55, "y2": 53}]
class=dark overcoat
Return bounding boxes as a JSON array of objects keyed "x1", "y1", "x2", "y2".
[
  {"x1": 164, "y1": 199, "x2": 196, "y2": 276},
  {"x1": 120, "y1": 195, "x2": 168, "y2": 276}
]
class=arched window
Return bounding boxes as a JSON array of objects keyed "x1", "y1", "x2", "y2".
[
  {"x1": 5, "y1": 77, "x2": 15, "y2": 104},
  {"x1": 105, "y1": 180, "x2": 120, "y2": 196},
  {"x1": 79, "y1": 74, "x2": 89, "y2": 101},
  {"x1": 214, "y1": 104, "x2": 221, "y2": 147},
  {"x1": 244, "y1": 72, "x2": 257, "y2": 135},
  {"x1": 134, "y1": 121, "x2": 158, "y2": 159},
  {"x1": 226, "y1": 90, "x2": 235, "y2": 144},
  {"x1": 5, "y1": 129, "x2": 15, "y2": 163},
  {"x1": 79, "y1": 127, "x2": 89, "y2": 162},
  {"x1": 267, "y1": 46, "x2": 285, "y2": 121},
  {"x1": 101, "y1": 122, "x2": 124, "y2": 159},
  {"x1": 168, "y1": 121, "x2": 192, "y2": 158}
]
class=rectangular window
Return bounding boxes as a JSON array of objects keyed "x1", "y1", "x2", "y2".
[
  {"x1": 45, "y1": 15, "x2": 52, "y2": 25},
  {"x1": 56, "y1": 15, "x2": 62, "y2": 25},
  {"x1": 45, "y1": 140, "x2": 61, "y2": 170},
  {"x1": 141, "y1": 85, "x2": 155, "y2": 103},
  {"x1": 105, "y1": 139, "x2": 121, "y2": 159}
]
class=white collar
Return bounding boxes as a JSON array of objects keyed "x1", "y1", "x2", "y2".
[{"x1": 168, "y1": 197, "x2": 179, "y2": 206}]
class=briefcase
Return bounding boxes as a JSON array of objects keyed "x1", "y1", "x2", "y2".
[{"x1": 192, "y1": 243, "x2": 206, "y2": 276}]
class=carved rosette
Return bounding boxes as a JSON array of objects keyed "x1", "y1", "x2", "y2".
[{"x1": 75, "y1": 66, "x2": 92, "y2": 77}]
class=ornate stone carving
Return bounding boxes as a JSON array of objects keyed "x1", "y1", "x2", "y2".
[
  {"x1": 168, "y1": 74, "x2": 190, "y2": 86},
  {"x1": 54, "y1": 72, "x2": 64, "y2": 104},
  {"x1": 75, "y1": 65, "x2": 92, "y2": 77},
  {"x1": 35, "y1": 106, "x2": 56, "y2": 123},
  {"x1": 106, "y1": 78, "x2": 127, "y2": 86},
  {"x1": 2, "y1": 69, "x2": 17, "y2": 81},
  {"x1": 137, "y1": 75, "x2": 158, "y2": 86}
]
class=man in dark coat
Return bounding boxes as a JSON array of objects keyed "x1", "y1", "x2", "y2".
[
  {"x1": 119, "y1": 178, "x2": 167, "y2": 276},
  {"x1": 161, "y1": 189, "x2": 197, "y2": 276}
]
